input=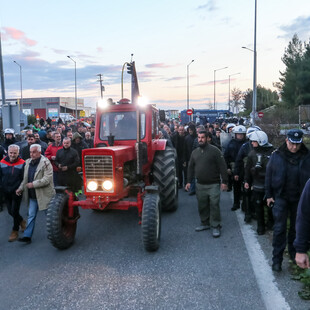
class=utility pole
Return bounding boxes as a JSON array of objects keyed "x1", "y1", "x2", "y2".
[
  {"x1": 0, "y1": 31, "x2": 8, "y2": 129},
  {"x1": 97, "y1": 74, "x2": 105, "y2": 98}
]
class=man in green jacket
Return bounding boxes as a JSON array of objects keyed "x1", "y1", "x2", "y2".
[{"x1": 185, "y1": 131, "x2": 228, "y2": 237}]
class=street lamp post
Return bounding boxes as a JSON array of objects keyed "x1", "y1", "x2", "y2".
[
  {"x1": 228, "y1": 72, "x2": 241, "y2": 112},
  {"x1": 187, "y1": 60, "x2": 194, "y2": 122},
  {"x1": 242, "y1": 0, "x2": 257, "y2": 125},
  {"x1": 67, "y1": 56, "x2": 77, "y2": 118},
  {"x1": 214, "y1": 66, "x2": 228, "y2": 110},
  {"x1": 13, "y1": 61, "x2": 23, "y2": 119}
]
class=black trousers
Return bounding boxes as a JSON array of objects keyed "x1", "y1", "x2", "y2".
[{"x1": 3, "y1": 191, "x2": 23, "y2": 231}]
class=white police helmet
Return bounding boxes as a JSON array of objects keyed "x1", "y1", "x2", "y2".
[
  {"x1": 226, "y1": 123, "x2": 236, "y2": 133},
  {"x1": 249, "y1": 130, "x2": 268, "y2": 146},
  {"x1": 4, "y1": 128, "x2": 15, "y2": 136},
  {"x1": 232, "y1": 125, "x2": 246, "y2": 134},
  {"x1": 246, "y1": 126, "x2": 261, "y2": 137}
]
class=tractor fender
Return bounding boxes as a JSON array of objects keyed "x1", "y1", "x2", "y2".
[{"x1": 152, "y1": 139, "x2": 167, "y2": 151}]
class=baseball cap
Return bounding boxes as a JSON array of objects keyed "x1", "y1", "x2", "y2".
[{"x1": 287, "y1": 129, "x2": 303, "y2": 143}]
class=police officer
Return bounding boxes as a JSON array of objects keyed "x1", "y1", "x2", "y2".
[
  {"x1": 234, "y1": 126, "x2": 261, "y2": 219},
  {"x1": 265, "y1": 129, "x2": 310, "y2": 272},
  {"x1": 224, "y1": 125, "x2": 247, "y2": 210},
  {"x1": 2, "y1": 128, "x2": 16, "y2": 151},
  {"x1": 244, "y1": 131, "x2": 274, "y2": 233}
]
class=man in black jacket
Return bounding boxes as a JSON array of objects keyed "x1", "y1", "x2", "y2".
[
  {"x1": 72, "y1": 132, "x2": 88, "y2": 167},
  {"x1": 294, "y1": 179, "x2": 310, "y2": 269},
  {"x1": 171, "y1": 125, "x2": 187, "y2": 188},
  {"x1": 265, "y1": 129, "x2": 310, "y2": 272},
  {"x1": 0, "y1": 144, "x2": 26, "y2": 241},
  {"x1": 55, "y1": 137, "x2": 80, "y2": 192}
]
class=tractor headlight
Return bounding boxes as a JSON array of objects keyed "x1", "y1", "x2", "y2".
[
  {"x1": 137, "y1": 96, "x2": 149, "y2": 107},
  {"x1": 87, "y1": 181, "x2": 98, "y2": 191},
  {"x1": 102, "y1": 180, "x2": 113, "y2": 191}
]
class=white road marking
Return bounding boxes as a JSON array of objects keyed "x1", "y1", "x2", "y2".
[{"x1": 236, "y1": 210, "x2": 290, "y2": 310}]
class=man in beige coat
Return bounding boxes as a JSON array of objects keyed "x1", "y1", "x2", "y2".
[{"x1": 16, "y1": 144, "x2": 55, "y2": 243}]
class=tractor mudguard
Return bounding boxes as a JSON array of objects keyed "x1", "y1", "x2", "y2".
[{"x1": 152, "y1": 139, "x2": 167, "y2": 151}]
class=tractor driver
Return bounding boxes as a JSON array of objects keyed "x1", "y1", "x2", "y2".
[{"x1": 116, "y1": 112, "x2": 137, "y2": 139}]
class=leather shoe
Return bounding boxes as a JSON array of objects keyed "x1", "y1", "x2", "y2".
[
  {"x1": 20, "y1": 220, "x2": 27, "y2": 232},
  {"x1": 8, "y1": 230, "x2": 18, "y2": 242},
  {"x1": 195, "y1": 225, "x2": 210, "y2": 232},
  {"x1": 18, "y1": 237, "x2": 31, "y2": 244},
  {"x1": 272, "y1": 263, "x2": 282, "y2": 272}
]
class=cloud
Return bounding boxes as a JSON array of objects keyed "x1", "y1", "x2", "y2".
[
  {"x1": 165, "y1": 76, "x2": 185, "y2": 82},
  {"x1": 51, "y1": 48, "x2": 68, "y2": 55},
  {"x1": 1, "y1": 27, "x2": 37, "y2": 46},
  {"x1": 196, "y1": 1, "x2": 217, "y2": 12},
  {"x1": 145, "y1": 63, "x2": 174, "y2": 69},
  {"x1": 279, "y1": 16, "x2": 310, "y2": 39},
  {"x1": 195, "y1": 78, "x2": 229, "y2": 87}
]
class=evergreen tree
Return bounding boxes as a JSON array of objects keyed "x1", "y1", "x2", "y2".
[
  {"x1": 242, "y1": 85, "x2": 279, "y2": 113},
  {"x1": 276, "y1": 34, "x2": 310, "y2": 106}
]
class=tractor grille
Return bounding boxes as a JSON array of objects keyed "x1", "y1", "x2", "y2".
[{"x1": 84, "y1": 155, "x2": 113, "y2": 181}]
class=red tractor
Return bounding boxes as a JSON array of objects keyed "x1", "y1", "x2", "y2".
[{"x1": 46, "y1": 62, "x2": 178, "y2": 251}]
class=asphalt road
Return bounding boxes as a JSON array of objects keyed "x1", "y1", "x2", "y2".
[{"x1": 0, "y1": 190, "x2": 308, "y2": 310}]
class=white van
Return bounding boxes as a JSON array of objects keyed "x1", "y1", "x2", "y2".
[{"x1": 58, "y1": 113, "x2": 76, "y2": 122}]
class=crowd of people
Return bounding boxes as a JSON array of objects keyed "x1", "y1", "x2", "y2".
[
  {"x1": 1, "y1": 115, "x2": 310, "y2": 273},
  {"x1": 160, "y1": 118, "x2": 310, "y2": 272},
  {"x1": 0, "y1": 117, "x2": 95, "y2": 243}
]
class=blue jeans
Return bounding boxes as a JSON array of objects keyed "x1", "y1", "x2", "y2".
[
  {"x1": 23, "y1": 199, "x2": 39, "y2": 238},
  {"x1": 272, "y1": 197, "x2": 298, "y2": 264}
]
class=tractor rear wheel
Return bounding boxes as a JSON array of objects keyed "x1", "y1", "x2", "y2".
[
  {"x1": 153, "y1": 146, "x2": 178, "y2": 211},
  {"x1": 46, "y1": 192, "x2": 79, "y2": 249},
  {"x1": 142, "y1": 193, "x2": 161, "y2": 252}
]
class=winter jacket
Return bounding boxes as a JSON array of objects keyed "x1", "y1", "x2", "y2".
[
  {"x1": 187, "y1": 143, "x2": 228, "y2": 185},
  {"x1": 84, "y1": 138, "x2": 94, "y2": 149},
  {"x1": 55, "y1": 146, "x2": 80, "y2": 191},
  {"x1": 72, "y1": 132, "x2": 88, "y2": 166},
  {"x1": 294, "y1": 179, "x2": 310, "y2": 253},
  {"x1": 184, "y1": 132, "x2": 197, "y2": 162},
  {"x1": 17, "y1": 155, "x2": 55, "y2": 211},
  {"x1": 2, "y1": 137, "x2": 17, "y2": 151},
  {"x1": 45, "y1": 143, "x2": 63, "y2": 171},
  {"x1": 224, "y1": 138, "x2": 246, "y2": 171},
  {"x1": 265, "y1": 142, "x2": 310, "y2": 199},
  {"x1": 0, "y1": 156, "x2": 25, "y2": 192},
  {"x1": 234, "y1": 141, "x2": 252, "y2": 176},
  {"x1": 244, "y1": 144, "x2": 274, "y2": 192},
  {"x1": 0, "y1": 145, "x2": 5, "y2": 159}
]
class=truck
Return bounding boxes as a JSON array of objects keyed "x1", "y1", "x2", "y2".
[
  {"x1": 180, "y1": 109, "x2": 233, "y2": 125},
  {"x1": 46, "y1": 61, "x2": 178, "y2": 252}
]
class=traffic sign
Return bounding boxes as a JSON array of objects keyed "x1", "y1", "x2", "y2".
[
  {"x1": 186, "y1": 109, "x2": 193, "y2": 116},
  {"x1": 258, "y1": 112, "x2": 264, "y2": 118}
]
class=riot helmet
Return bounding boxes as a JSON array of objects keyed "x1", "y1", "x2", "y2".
[{"x1": 249, "y1": 130, "x2": 268, "y2": 146}]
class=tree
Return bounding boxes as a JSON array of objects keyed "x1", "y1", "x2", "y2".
[
  {"x1": 276, "y1": 34, "x2": 310, "y2": 107},
  {"x1": 231, "y1": 87, "x2": 242, "y2": 114},
  {"x1": 242, "y1": 85, "x2": 279, "y2": 114}
]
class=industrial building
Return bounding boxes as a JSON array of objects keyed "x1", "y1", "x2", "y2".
[{"x1": 0, "y1": 96, "x2": 92, "y2": 119}]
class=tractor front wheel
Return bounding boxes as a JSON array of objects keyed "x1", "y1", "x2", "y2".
[
  {"x1": 141, "y1": 193, "x2": 161, "y2": 252},
  {"x1": 153, "y1": 146, "x2": 178, "y2": 212},
  {"x1": 46, "y1": 192, "x2": 79, "y2": 249}
]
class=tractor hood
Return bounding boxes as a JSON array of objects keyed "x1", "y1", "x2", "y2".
[{"x1": 82, "y1": 145, "x2": 136, "y2": 166}]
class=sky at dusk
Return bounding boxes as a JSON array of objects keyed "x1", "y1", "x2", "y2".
[{"x1": 0, "y1": 0, "x2": 310, "y2": 111}]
